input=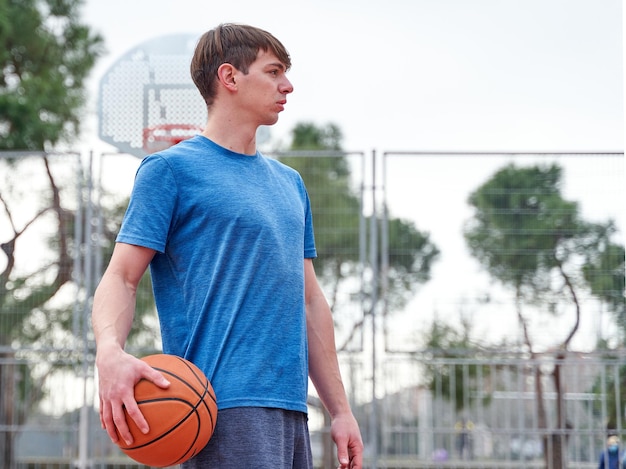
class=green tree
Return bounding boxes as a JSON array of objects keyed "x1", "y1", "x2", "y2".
[
  {"x1": 279, "y1": 122, "x2": 440, "y2": 348},
  {"x1": 422, "y1": 318, "x2": 491, "y2": 412},
  {"x1": 590, "y1": 359, "x2": 626, "y2": 432},
  {"x1": 0, "y1": 1, "x2": 103, "y2": 466},
  {"x1": 585, "y1": 240, "x2": 626, "y2": 432},
  {"x1": 0, "y1": 0, "x2": 104, "y2": 150},
  {"x1": 0, "y1": 155, "x2": 78, "y2": 468},
  {"x1": 463, "y1": 162, "x2": 624, "y2": 469},
  {"x1": 583, "y1": 242, "x2": 625, "y2": 340}
]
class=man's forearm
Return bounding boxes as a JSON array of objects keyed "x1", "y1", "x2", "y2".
[{"x1": 92, "y1": 271, "x2": 136, "y2": 352}]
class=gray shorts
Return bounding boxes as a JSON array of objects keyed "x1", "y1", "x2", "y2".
[{"x1": 182, "y1": 407, "x2": 313, "y2": 469}]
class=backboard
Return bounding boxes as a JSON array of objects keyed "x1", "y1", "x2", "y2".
[{"x1": 98, "y1": 34, "x2": 206, "y2": 158}]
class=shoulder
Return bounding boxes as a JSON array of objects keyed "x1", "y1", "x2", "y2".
[
  {"x1": 263, "y1": 154, "x2": 296, "y2": 171},
  {"x1": 262, "y1": 155, "x2": 305, "y2": 184},
  {"x1": 146, "y1": 135, "x2": 209, "y2": 163},
  {"x1": 138, "y1": 136, "x2": 226, "y2": 178}
]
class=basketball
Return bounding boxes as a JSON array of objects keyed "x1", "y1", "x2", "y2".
[{"x1": 116, "y1": 354, "x2": 217, "y2": 467}]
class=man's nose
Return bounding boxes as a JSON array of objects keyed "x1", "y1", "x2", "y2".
[{"x1": 281, "y1": 77, "x2": 294, "y2": 94}]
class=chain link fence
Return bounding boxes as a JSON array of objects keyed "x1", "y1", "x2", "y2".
[{"x1": 0, "y1": 150, "x2": 624, "y2": 468}]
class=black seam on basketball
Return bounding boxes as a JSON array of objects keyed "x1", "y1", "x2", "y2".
[
  {"x1": 124, "y1": 398, "x2": 201, "y2": 451},
  {"x1": 127, "y1": 408, "x2": 201, "y2": 468},
  {"x1": 165, "y1": 372, "x2": 216, "y2": 431},
  {"x1": 171, "y1": 357, "x2": 218, "y2": 407},
  {"x1": 152, "y1": 364, "x2": 210, "y2": 401},
  {"x1": 152, "y1": 366, "x2": 215, "y2": 426},
  {"x1": 135, "y1": 396, "x2": 192, "y2": 405},
  {"x1": 172, "y1": 357, "x2": 218, "y2": 404},
  {"x1": 170, "y1": 357, "x2": 218, "y2": 429},
  {"x1": 173, "y1": 356, "x2": 205, "y2": 385},
  {"x1": 130, "y1": 359, "x2": 217, "y2": 453},
  {"x1": 172, "y1": 420, "x2": 203, "y2": 466},
  {"x1": 152, "y1": 361, "x2": 217, "y2": 416}
]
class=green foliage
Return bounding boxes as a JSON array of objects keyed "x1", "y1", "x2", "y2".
[
  {"x1": 422, "y1": 320, "x2": 491, "y2": 411},
  {"x1": 0, "y1": 0, "x2": 104, "y2": 150},
  {"x1": 279, "y1": 122, "x2": 439, "y2": 323},
  {"x1": 583, "y1": 242, "x2": 625, "y2": 333},
  {"x1": 289, "y1": 121, "x2": 343, "y2": 151},
  {"x1": 0, "y1": 4, "x2": 103, "y2": 462},
  {"x1": 279, "y1": 124, "x2": 361, "y2": 281},
  {"x1": 464, "y1": 163, "x2": 623, "y2": 317},
  {"x1": 385, "y1": 217, "x2": 440, "y2": 312},
  {"x1": 589, "y1": 361, "x2": 626, "y2": 431},
  {"x1": 465, "y1": 164, "x2": 574, "y2": 295}
]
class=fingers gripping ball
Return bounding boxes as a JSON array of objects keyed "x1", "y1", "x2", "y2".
[{"x1": 116, "y1": 354, "x2": 218, "y2": 467}]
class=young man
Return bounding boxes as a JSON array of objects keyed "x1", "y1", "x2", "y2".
[{"x1": 92, "y1": 23, "x2": 363, "y2": 468}]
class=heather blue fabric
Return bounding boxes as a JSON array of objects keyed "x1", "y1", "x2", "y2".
[
  {"x1": 117, "y1": 135, "x2": 316, "y2": 413},
  {"x1": 182, "y1": 407, "x2": 313, "y2": 469}
]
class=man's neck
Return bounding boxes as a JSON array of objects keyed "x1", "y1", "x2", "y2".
[{"x1": 201, "y1": 109, "x2": 258, "y2": 155}]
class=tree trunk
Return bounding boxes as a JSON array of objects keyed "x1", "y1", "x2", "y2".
[
  {"x1": 549, "y1": 356, "x2": 568, "y2": 469},
  {"x1": 0, "y1": 350, "x2": 17, "y2": 469},
  {"x1": 534, "y1": 363, "x2": 551, "y2": 469},
  {"x1": 544, "y1": 431, "x2": 567, "y2": 469}
]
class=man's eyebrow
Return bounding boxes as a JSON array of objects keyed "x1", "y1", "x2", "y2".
[{"x1": 266, "y1": 62, "x2": 287, "y2": 71}]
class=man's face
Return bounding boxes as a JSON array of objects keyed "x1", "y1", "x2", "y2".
[{"x1": 233, "y1": 50, "x2": 294, "y2": 126}]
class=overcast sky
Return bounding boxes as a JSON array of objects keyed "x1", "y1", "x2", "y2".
[{"x1": 81, "y1": 0, "x2": 624, "y2": 153}]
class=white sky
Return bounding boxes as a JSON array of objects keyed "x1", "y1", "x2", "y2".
[
  {"x1": 79, "y1": 0, "x2": 625, "y2": 352},
  {"x1": 81, "y1": 0, "x2": 624, "y2": 153}
]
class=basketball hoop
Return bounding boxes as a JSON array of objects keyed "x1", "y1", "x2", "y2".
[
  {"x1": 98, "y1": 34, "x2": 207, "y2": 157},
  {"x1": 142, "y1": 124, "x2": 203, "y2": 154}
]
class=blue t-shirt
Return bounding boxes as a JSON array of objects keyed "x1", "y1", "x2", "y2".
[{"x1": 117, "y1": 135, "x2": 317, "y2": 413}]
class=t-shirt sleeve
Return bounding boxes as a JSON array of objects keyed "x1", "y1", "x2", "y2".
[
  {"x1": 116, "y1": 155, "x2": 177, "y2": 253},
  {"x1": 302, "y1": 183, "x2": 317, "y2": 259}
]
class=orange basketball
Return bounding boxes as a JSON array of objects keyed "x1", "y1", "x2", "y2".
[{"x1": 116, "y1": 354, "x2": 217, "y2": 467}]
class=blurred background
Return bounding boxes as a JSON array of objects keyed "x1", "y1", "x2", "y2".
[{"x1": 0, "y1": 1, "x2": 623, "y2": 468}]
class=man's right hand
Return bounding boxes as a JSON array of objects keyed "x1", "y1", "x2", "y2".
[{"x1": 96, "y1": 347, "x2": 170, "y2": 445}]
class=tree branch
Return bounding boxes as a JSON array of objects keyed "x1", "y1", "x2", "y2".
[
  {"x1": 0, "y1": 192, "x2": 52, "y2": 286},
  {"x1": 43, "y1": 156, "x2": 72, "y2": 286},
  {"x1": 516, "y1": 286, "x2": 534, "y2": 355},
  {"x1": 556, "y1": 260, "x2": 580, "y2": 350}
]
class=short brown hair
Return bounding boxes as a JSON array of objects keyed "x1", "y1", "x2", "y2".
[{"x1": 190, "y1": 23, "x2": 291, "y2": 107}]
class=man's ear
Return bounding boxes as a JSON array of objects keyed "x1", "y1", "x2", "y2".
[{"x1": 217, "y1": 63, "x2": 238, "y2": 91}]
